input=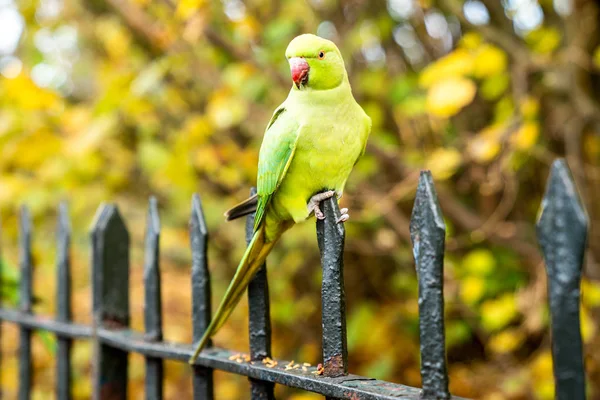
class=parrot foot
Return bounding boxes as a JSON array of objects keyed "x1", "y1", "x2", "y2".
[
  {"x1": 307, "y1": 190, "x2": 336, "y2": 220},
  {"x1": 336, "y1": 208, "x2": 349, "y2": 224}
]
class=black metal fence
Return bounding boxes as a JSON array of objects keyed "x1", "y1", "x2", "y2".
[{"x1": 0, "y1": 158, "x2": 588, "y2": 400}]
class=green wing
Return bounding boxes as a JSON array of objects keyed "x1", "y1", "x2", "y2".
[{"x1": 254, "y1": 105, "x2": 300, "y2": 230}]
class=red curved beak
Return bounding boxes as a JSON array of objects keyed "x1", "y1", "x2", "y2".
[{"x1": 289, "y1": 57, "x2": 310, "y2": 88}]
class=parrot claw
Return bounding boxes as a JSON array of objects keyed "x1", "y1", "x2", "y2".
[
  {"x1": 315, "y1": 207, "x2": 325, "y2": 220},
  {"x1": 336, "y1": 208, "x2": 349, "y2": 224},
  {"x1": 308, "y1": 190, "x2": 336, "y2": 220}
]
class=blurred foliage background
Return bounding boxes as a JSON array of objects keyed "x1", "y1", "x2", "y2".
[{"x1": 0, "y1": 0, "x2": 600, "y2": 398}]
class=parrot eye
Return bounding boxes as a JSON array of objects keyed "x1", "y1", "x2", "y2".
[{"x1": 318, "y1": 51, "x2": 325, "y2": 59}]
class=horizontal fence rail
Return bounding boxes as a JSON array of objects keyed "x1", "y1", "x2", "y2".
[{"x1": 0, "y1": 158, "x2": 589, "y2": 400}]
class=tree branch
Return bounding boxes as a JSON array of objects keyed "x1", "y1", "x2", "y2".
[
  {"x1": 438, "y1": 0, "x2": 535, "y2": 63},
  {"x1": 436, "y1": 188, "x2": 542, "y2": 267},
  {"x1": 104, "y1": 0, "x2": 172, "y2": 52}
]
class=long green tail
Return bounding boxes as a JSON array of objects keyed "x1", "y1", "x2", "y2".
[{"x1": 189, "y1": 223, "x2": 277, "y2": 364}]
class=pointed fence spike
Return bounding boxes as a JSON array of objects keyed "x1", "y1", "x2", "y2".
[
  {"x1": 57, "y1": 202, "x2": 71, "y2": 322},
  {"x1": 144, "y1": 196, "x2": 163, "y2": 400},
  {"x1": 19, "y1": 206, "x2": 33, "y2": 313},
  {"x1": 190, "y1": 194, "x2": 214, "y2": 399},
  {"x1": 18, "y1": 206, "x2": 33, "y2": 400},
  {"x1": 90, "y1": 203, "x2": 130, "y2": 400},
  {"x1": 316, "y1": 195, "x2": 348, "y2": 380},
  {"x1": 410, "y1": 171, "x2": 450, "y2": 400},
  {"x1": 56, "y1": 202, "x2": 73, "y2": 400},
  {"x1": 246, "y1": 187, "x2": 275, "y2": 399},
  {"x1": 144, "y1": 196, "x2": 162, "y2": 338},
  {"x1": 536, "y1": 159, "x2": 587, "y2": 400}
]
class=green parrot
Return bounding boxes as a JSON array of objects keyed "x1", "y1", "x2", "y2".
[{"x1": 189, "y1": 33, "x2": 371, "y2": 363}]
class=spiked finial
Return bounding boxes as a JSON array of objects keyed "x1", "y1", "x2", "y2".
[
  {"x1": 410, "y1": 171, "x2": 450, "y2": 400},
  {"x1": 536, "y1": 159, "x2": 587, "y2": 400}
]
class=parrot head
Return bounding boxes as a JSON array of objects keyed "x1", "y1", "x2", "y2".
[{"x1": 285, "y1": 34, "x2": 347, "y2": 91}]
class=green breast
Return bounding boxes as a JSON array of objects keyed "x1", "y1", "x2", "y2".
[{"x1": 271, "y1": 98, "x2": 367, "y2": 223}]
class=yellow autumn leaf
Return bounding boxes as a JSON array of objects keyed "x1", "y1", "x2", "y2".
[
  {"x1": 511, "y1": 122, "x2": 539, "y2": 150},
  {"x1": 460, "y1": 32, "x2": 483, "y2": 50},
  {"x1": 581, "y1": 305, "x2": 595, "y2": 343},
  {"x1": 163, "y1": 153, "x2": 197, "y2": 192},
  {"x1": 0, "y1": 357, "x2": 18, "y2": 393},
  {"x1": 233, "y1": 16, "x2": 261, "y2": 42},
  {"x1": 222, "y1": 63, "x2": 257, "y2": 89},
  {"x1": 489, "y1": 328, "x2": 525, "y2": 354},
  {"x1": 193, "y1": 147, "x2": 220, "y2": 173},
  {"x1": 594, "y1": 46, "x2": 600, "y2": 69},
  {"x1": 473, "y1": 45, "x2": 507, "y2": 78},
  {"x1": 207, "y1": 89, "x2": 249, "y2": 129},
  {"x1": 6, "y1": 129, "x2": 62, "y2": 169},
  {"x1": 180, "y1": 114, "x2": 213, "y2": 146},
  {"x1": 61, "y1": 106, "x2": 92, "y2": 137},
  {"x1": 364, "y1": 101, "x2": 385, "y2": 127},
  {"x1": 583, "y1": 134, "x2": 600, "y2": 160},
  {"x1": 96, "y1": 18, "x2": 131, "y2": 59},
  {"x1": 426, "y1": 77, "x2": 477, "y2": 117},
  {"x1": 138, "y1": 140, "x2": 170, "y2": 175},
  {"x1": 520, "y1": 96, "x2": 540, "y2": 119},
  {"x1": 534, "y1": 380, "x2": 555, "y2": 400},
  {"x1": 0, "y1": 174, "x2": 31, "y2": 206},
  {"x1": 481, "y1": 294, "x2": 519, "y2": 332},
  {"x1": 480, "y1": 73, "x2": 510, "y2": 100},
  {"x1": 0, "y1": 111, "x2": 14, "y2": 138},
  {"x1": 468, "y1": 127, "x2": 502, "y2": 163},
  {"x1": 494, "y1": 96, "x2": 515, "y2": 123},
  {"x1": 531, "y1": 351, "x2": 555, "y2": 400},
  {"x1": 67, "y1": 115, "x2": 117, "y2": 156},
  {"x1": 526, "y1": 27, "x2": 562, "y2": 55},
  {"x1": 463, "y1": 249, "x2": 497, "y2": 275},
  {"x1": 2, "y1": 74, "x2": 61, "y2": 111},
  {"x1": 425, "y1": 148, "x2": 462, "y2": 180},
  {"x1": 395, "y1": 96, "x2": 427, "y2": 117},
  {"x1": 176, "y1": 0, "x2": 204, "y2": 19},
  {"x1": 460, "y1": 276, "x2": 485, "y2": 305},
  {"x1": 582, "y1": 279, "x2": 600, "y2": 307},
  {"x1": 216, "y1": 164, "x2": 244, "y2": 188},
  {"x1": 419, "y1": 49, "x2": 474, "y2": 88},
  {"x1": 36, "y1": 158, "x2": 68, "y2": 184}
]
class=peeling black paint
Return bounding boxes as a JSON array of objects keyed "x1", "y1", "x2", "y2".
[
  {"x1": 410, "y1": 171, "x2": 450, "y2": 400},
  {"x1": 144, "y1": 197, "x2": 164, "y2": 400},
  {"x1": 190, "y1": 194, "x2": 215, "y2": 399},
  {"x1": 246, "y1": 187, "x2": 275, "y2": 399},
  {"x1": 56, "y1": 203, "x2": 72, "y2": 400},
  {"x1": 316, "y1": 196, "x2": 348, "y2": 400},
  {"x1": 91, "y1": 204, "x2": 130, "y2": 400},
  {"x1": 0, "y1": 159, "x2": 589, "y2": 400},
  {"x1": 18, "y1": 206, "x2": 32, "y2": 400},
  {"x1": 536, "y1": 159, "x2": 587, "y2": 400}
]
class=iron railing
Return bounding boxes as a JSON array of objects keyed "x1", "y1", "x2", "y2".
[{"x1": 0, "y1": 158, "x2": 588, "y2": 400}]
